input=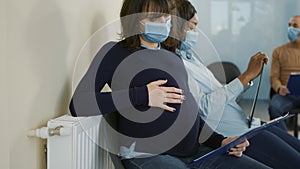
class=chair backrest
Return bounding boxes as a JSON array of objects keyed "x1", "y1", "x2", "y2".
[{"x1": 207, "y1": 61, "x2": 241, "y2": 84}]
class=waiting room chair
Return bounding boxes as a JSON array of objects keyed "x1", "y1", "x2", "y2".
[
  {"x1": 207, "y1": 61, "x2": 241, "y2": 84},
  {"x1": 270, "y1": 88, "x2": 300, "y2": 138},
  {"x1": 207, "y1": 61, "x2": 245, "y2": 102}
]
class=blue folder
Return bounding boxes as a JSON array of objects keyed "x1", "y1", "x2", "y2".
[
  {"x1": 287, "y1": 73, "x2": 300, "y2": 96},
  {"x1": 189, "y1": 113, "x2": 294, "y2": 166}
]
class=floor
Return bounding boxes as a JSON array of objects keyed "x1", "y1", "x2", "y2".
[{"x1": 239, "y1": 99, "x2": 300, "y2": 139}]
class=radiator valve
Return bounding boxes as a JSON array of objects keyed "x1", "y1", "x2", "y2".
[{"x1": 27, "y1": 126, "x2": 72, "y2": 139}]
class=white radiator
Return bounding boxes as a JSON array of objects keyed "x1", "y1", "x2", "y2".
[{"x1": 46, "y1": 115, "x2": 115, "y2": 169}]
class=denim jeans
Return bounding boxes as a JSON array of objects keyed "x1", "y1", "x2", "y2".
[
  {"x1": 245, "y1": 127, "x2": 300, "y2": 169},
  {"x1": 121, "y1": 146, "x2": 271, "y2": 169},
  {"x1": 268, "y1": 94, "x2": 300, "y2": 130},
  {"x1": 266, "y1": 126, "x2": 300, "y2": 153}
]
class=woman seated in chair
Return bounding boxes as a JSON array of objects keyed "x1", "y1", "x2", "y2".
[{"x1": 162, "y1": 0, "x2": 300, "y2": 168}]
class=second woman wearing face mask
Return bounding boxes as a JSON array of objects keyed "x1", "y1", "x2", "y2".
[{"x1": 162, "y1": 0, "x2": 300, "y2": 169}]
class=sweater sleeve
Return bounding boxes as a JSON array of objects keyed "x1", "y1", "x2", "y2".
[
  {"x1": 198, "y1": 117, "x2": 225, "y2": 149},
  {"x1": 270, "y1": 48, "x2": 282, "y2": 92},
  {"x1": 69, "y1": 42, "x2": 149, "y2": 117}
]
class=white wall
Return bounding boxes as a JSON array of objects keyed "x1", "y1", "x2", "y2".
[
  {"x1": 191, "y1": 0, "x2": 300, "y2": 99},
  {"x1": 1, "y1": 0, "x2": 9, "y2": 168},
  {"x1": 6, "y1": 0, "x2": 122, "y2": 169}
]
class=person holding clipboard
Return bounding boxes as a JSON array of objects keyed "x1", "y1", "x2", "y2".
[
  {"x1": 163, "y1": 0, "x2": 300, "y2": 168},
  {"x1": 269, "y1": 15, "x2": 300, "y2": 131}
]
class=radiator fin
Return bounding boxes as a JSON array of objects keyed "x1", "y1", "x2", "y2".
[{"x1": 47, "y1": 115, "x2": 115, "y2": 169}]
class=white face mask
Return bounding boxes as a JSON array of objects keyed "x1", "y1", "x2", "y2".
[
  {"x1": 141, "y1": 19, "x2": 172, "y2": 43},
  {"x1": 180, "y1": 30, "x2": 199, "y2": 51}
]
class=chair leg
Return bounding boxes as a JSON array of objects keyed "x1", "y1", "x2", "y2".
[{"x1": 294, "y1": 114, "x2": 298, "y2": 138}]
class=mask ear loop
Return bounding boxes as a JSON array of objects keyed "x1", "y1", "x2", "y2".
[
  {"x1": 248, "y1": 63, "x2": 264, "y2": 128},
  {"x1": 139, "y1": 18, "x2": 147, "y2": 34},
  {"x1": 138, "y1": 13, "x2": 149, "y2": 34}
]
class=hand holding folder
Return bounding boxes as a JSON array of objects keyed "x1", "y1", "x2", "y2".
[{"x1": 189, "y1": 113, "x2": 294, "y2": 166}]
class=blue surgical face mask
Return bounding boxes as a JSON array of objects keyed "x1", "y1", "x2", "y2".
[
  {"x1": 288, "y1": 27, "x2": 300, "y2": 42},
  {"x1": 141, "y1": 19, "x2": 172, "y2": 43},
  {"x1": 180, "y1": 30, "x2": 199, "y2": 51}
]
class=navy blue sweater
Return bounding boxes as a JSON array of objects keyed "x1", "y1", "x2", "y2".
[{"x1": 69, "y1": 41, "x2": 225, "y2": 157}]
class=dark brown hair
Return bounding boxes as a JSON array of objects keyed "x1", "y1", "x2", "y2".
[
  {"x1": 119, "y1": 0, "x2": 175, "y2": 51},
  {"x1": 162, "y1": 0, "x2": 197, "y2": 52}
]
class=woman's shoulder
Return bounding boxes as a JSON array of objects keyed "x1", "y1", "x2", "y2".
[
  {"x1": 101, "y1": 41, "x2": 121, "y2": 51},
  {"x1": 93, "y1": 41, "x2": 136, "y2": 66},
  {"x1": 96, "y1": 41, "x2": 131, "y2": 56}
]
